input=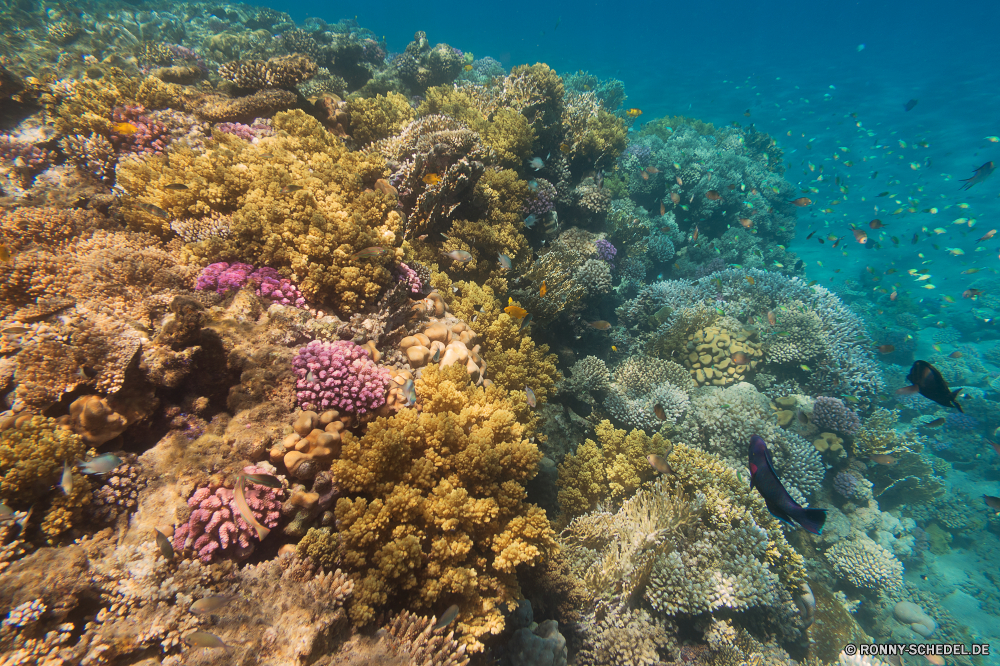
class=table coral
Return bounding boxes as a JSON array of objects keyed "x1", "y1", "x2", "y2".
[
  {"x1": 330, "y1": 363, "x2": 557, "y2": 650},
  {"x1": 173, "y1": 465, "x2": 285, "y2": 563}
]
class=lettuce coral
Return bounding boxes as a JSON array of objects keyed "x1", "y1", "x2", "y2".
[
  {"x1": 329, "y1": 364, "x2": 557, "y2": 649},
  {"x1": 118, "y1": 109, "x2": 404, "y2": 315}
]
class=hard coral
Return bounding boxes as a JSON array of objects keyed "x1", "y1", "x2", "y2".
[
  {"x1": 812, "y1": 396, "x2": 861, "y2": 435},
  {"x1": 173, "y1": 465, "x2": 285, "y2": 563},
  {"x1": 331, "y1": 363, "x2": 557, "y2": 650},
  {"x1": 292, "y1": 340, "x2": 392, "y2": 415},
  {"x1": 219, "y1": 55, "x2": 318, "y2": 90}
]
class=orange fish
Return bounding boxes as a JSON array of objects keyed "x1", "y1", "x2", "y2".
[
  {"x1": 745, "y1": 276, "x2": 755, "y2": 285},
  {"x1": 670, "y1": 192, "x2": 680, "y2": 204},
  {"x1": 660, "y1": 201, "x2": 666, "y2": 216},
  {"x1": 692, "y1": 226, "x2": 699, "y2": 242},
  {"x1": 641, "y1": 171, "x2": 649, "y2": 181},
  {"x1": 852, "y1": 229, "x2": 868, "y2": 244},
  {"x1": 739, "y1": 218, "x2": 753, "y2": 228},
  {"x1": 731, "y1": 352, "x2": 749, "y2": 364},
  {"x1": 646, "y1": 166, "x2": 659, "y2": 174},
  {"x1": 878, "y1": 344, "x2": 895, "y2": 353},
  {"x1": 706, "y1": 190, "x2": 722, "y2": 200},
  {"x1": 539, "y1": 280, "x2": 547, "y2": 297},
  {"x1": 870, "y1": 454, "x2": 897, "y2": 466},
  {"x1": 869, "y1": 219, "x2": 885, "y2": 229},
  {"x1": 626, "y1": 108, "x2": 643, "y2": 118},
  {"x1": 963, "y1": 289, "x2": 983, "y2": 299},
  {"x1": 676, "y1": 176, "x2": 683, "y2": 186},
  {"x1": 789, "y1": 197, "x2": 812, "y2": 206},
  {"x1": 977, "y1": 229, "x2": 996, "y2": 243}
]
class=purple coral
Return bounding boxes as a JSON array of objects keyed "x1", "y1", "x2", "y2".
[
  {"x1": 293, "y1": 340, "x2": 392, "y2": 414},
  {"x1": 812, "y1": 396, "x2": 861, "y2": 435},
  {"x1": 109, "y1": 104, "x2": 171, "y2": 156},
  {"x1": 524, "y1": 178, "x2": 557, "y2": 216},
  {"x1": 173, "y1": 465, "x2": 284, "y2": 563},
  {"x1": 595, "y1": 238, "x2": 617, "y2": 267},
  {"x1": 194, "y1": 262, "x2": 306, "y2": 307},
  {"x1": 833, "y1": 470, "x2": 860, "y2": 499},
  {"x1": 944, "y1": 412, "x2": 980, "y2": 432},
  {"x1": 214, "y1": 119, "x2": 275, "y2": 141},
  {"x1": 396, "y1": 262, "x2": 422, "y2": 294}
]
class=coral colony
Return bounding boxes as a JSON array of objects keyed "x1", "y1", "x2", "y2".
[{"x1": 0, "y1": 3, "x2": 995, "y2": 665}]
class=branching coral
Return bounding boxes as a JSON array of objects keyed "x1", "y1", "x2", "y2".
[
  {"x1": 826, "y1": 538, "x2": 903, "y2": 595},
  {"x1": 330, "y1": 363, "x2": 557, "y2": 649},
  {"x1": 557, "y1": 419, "x2": 670, "y2": 520},
  {"x1": 348, "y1": 92, "x2": 415, "y2": 146}
]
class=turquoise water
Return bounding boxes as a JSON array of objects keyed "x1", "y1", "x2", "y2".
[{"x1": 0, "y1": 0, "x2": 998, "y2": 663}]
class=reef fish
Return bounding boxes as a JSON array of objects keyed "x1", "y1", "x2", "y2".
[
  {"x1": 748, "y1": 435, "x2": 826, "y2": 534},
  {"x1": 653, "y1": 404, "x2": 667, "y2": 421},
  {"x1": 498, "y1": 253, "x2": 512, "y2": 270},
  {"x1": 958, "y1": 161, "x2": 994, "y2": 190},
  {"x1": 788, "y1": 197, "x2": 813, "y2": 207},
  {"x1": 904, "y1": 99, "x2": 919, "y2": 112},
  {"x1": 235, "y1": 473, "x2": 270, "y2": 541},
  {"x1": 422, "y1": 173, "x2": 442, "y2": 185},
  {"x1": 529, "y1": 157, "x2": 544, "y2": 170},
  {"x1": 433, "y1": 604, "x2": 460, "y2": 630},
  {"x1": 443, "y1": 250, "x2": 473, "y2": 262},
  {"x1": 164, "y1": 183, "x2": 189, "y2": 191},
  {"x1": 525, "y1": 386, "x2": 536, "y2": 408},
  {"x1": 78, "y1": 454, "x2": 122, "y2": 475},
  {"x1": 625, "y1": 108, "x2": 643, "y2": 118},
  {"x1": 154, "y1": 528, "x2": 174, "y2": 560},
  {"x1": 402, "y1": 378, "x2": 417, "y2": 406},
  {"x1": 985, "y1": 495, "x2": 1000, "y2": 510},
  {"x1": 869, "y1": 454, "x2": 897, "y2": 466},
  {"x1": 136, "y1": 202, "x2": 169, "y2": 218},
  {"x1": 647, "y1": 454, "x2": 673, "y2": 475},
  {"x1": 504, "y1": 299, "x2": 528, "y2": 319},
  {"x1": 243, "y1": 472, "x2": 282, "y2": 488},
  {"x1": 904, "y1": 360, "x2": 963, "y2": 412},
  {"x1": 185, "y1": 631, "x2": 230, "y2": 649},
  {"x1": 190, "y1": 595, "x2": 234, "y2": 614},
  {"x1": 59, "y1": 459, "x2": 73, "y2": 495},
  {"x1": 587, "y1": 320, "x2": 612, "y2": 330},
  {"x1": 351, "y1": 246, "x2": 387, "y2": 260}
]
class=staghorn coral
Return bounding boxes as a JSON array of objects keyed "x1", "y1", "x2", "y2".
[
  {"x1": 330, "y1": 363, "x2": 557, "y2": 650},
  {"x1": 119, "y1": 109, "x2": 402, "y2": 314},
  {"x1": 557, "y1": 419, "x2": 669, "y2": 520},
  {"x1": 826, "y1": 537, "x2": 904, "y2": 595}
]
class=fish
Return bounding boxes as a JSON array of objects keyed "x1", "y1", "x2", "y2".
[
  {"x1": 739, "y1": 218, "x2": 753, "y2": 228},
  {"x1": 539, "y1": 281, "x2": 547, "y2": 297},
  {"x1": 504, "y1": 299, "x2": 528, "y2": 319},
  {"x1": 190, "y1": 595, "x2": 234, "y2": 614},
  {"x1": 351, "y1": 247, "x2": 387, "y2": 260},
  {"x1": 923, "y1": 417, "x2": 945, "y2": 428},
  {"x1": 164, "y1": 183, "x2": 189, "y2": 190},
  {"x1": 464, "y1": 64, "x2": 473, "y2": 71},
  {"x1": 660, "y1": 201, "x2": 666, "y2": 216},
  {"x1": 559, "y1": 143, "x2": 571, "y2": 154},
  {"x1": 646, "y1": 166, "x2": 659, "y2": 174},
  {"x1": 281, "y1": 184, "x2": 304, "y2": 193},
  {"x1": 78, "y1": 454, "x2": 122, "y2": 475},
  {"x1": 431, "y1": 347, "x2": 441, "y2": 363},
  {"x1": 869, "y1": 219, "x2": 885, "y2": 229},
  {"x1": 422, "y1": 173, "x2": 442, "y2": 185},
  {"x1": 520, "y1": 313, "x2": 533, "y2": 330},
  {"x1": 243, "y1": 473, "x2": 282, "y2": 488},
  {"x1": 748, "y1": 435, "x2": 826, "y2": 534},
  {"x1": 653, "y1": 404, "x2": 667, "y2": 421},
  {"x1": 912, "y1": 233, "x2": 919, "y2": 244},
  {"x1": 444, "y1": 250, "x2": 473, "y2": 262},
  {"x1": 800, "y1": 364, "x2": 811, "y2": 371},
  {"x1": 852, "y1": 229, "x2": 868, "y2": 244},
  {"x1": 498, "y1": 253, "x2": 512, "y2": 270},
  {"x1": 185, "y1": 631, "x2": 230, "y2": 649},
  {"x1": 806, "y1": 230, "x2": 816, "y2": 240},
  {"x1": 647, "y1": 454, "x2": 673, "y2": 475},
  {"x1": 869, "y1": 454, "x2": 897, "y2": 466},
  {"x1": 767, "y1": 311, "x2": 777, "y2": 326},
  {"x1": 587, "y1": 320, "x2": 612, "y2": 330},
  {"x1": 706, "y1": 190, "x2": 722, "y2": 200},
  {"x1": 731, "y1": 352, "x2": 749, "y2": 364},
  {"x1": 374, "y1": 179, "x2": 398, "y2": 197},
  {"x1": 676, "y1": 176, "x2": 683, "y2": 186},
  {"x1": 962, "y1": 268, "x2": 981, "y2": 274},
  {"x1": 904, "y1": 360, "x2": 963, "y2": 412},
  {"x1": 949, "y1": 351, "x2": 963, "y2": 359},
  {"x1": 433, "y1": 604, "x2": 460, "y2": 630},
  {"x1": 235, "y1": 473, "x2": 270, "y2": 541},
  {"x1": 523, "y1": 214, "x2": 537, "y2": 228},
  {"x1": 641, "y1": 171, "x2": 649, "y2": 181},
  {"x1": 528, "y1": 157, "x2": 544, "y2": 170},
  {"x1": 670, "y1": 193, "x2": 680, "y2": 204},
  {"x1": 2, "y1": 325, "x2": 29, "y2": 335},
  {"x1": 958, "y1": 161, "x2": 994, "y2": 190},
  {"x1": 789, "y1": 197, "x2": 812, "y2": 207},
  {"x1": 136, "y1": 202, "x2": 169, "y2": 218},
  {"x1": 402, "y1": 378, "x2": 417, "y2": 406},
  {"x1": 904, "y1": 99, "x2": 918, "y2": 111},
  {"x1": 525, "y1": 386, "x2": 536, "y2": 408},
  {"x1": 154, "y1": 528, "x2": 175, "y2": 559},
  {"x1": 878, "y1": 345, "x2": 895, "y2": 354},
  {"x1": 113, "y1": 121, "x2": 138, "y2": 135},
  {"x1": 963, "y1": 289, "x2": 983, "y2": 299},
  {"x1": 985, "y1": 496, "x2": 1000, "y2": 510},
  {"x1": 890, "y1": 291, "x2": 898, "y2": 301},
  {"x1": 977, "y1": 229, "x2": 996, "y2": 243},
  {"x1": 925, "y1": 656, "x2": 944, "y2": 666},
  {"x1": 625, "y1": 108, "x2": 643, "y2": 118},
  {"x1": 0, "y1": 245, "x2": 8, "y2": 262},
  {"x1": 59, "y1": 460, "x2": 73, "y2": 495},
  {"x1": 692, "y1": 226, "x2": 699, "y2": 242}
]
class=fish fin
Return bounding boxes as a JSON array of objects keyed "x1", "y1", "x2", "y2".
[
  {"x1": 764, "y1": 498, "x2": 796, "y2": 527},
  {"x1": 951, "y1": 389, "x2": 964, "y2": 413},
  {"x1": 794, "y1": 507, "x2": 828, "y2": 535}
]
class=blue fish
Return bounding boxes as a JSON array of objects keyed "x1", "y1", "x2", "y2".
[{"x1": 748, "y1": 435, "x2": 826, "y2": 535}]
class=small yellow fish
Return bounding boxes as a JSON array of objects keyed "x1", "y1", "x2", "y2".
[
  {"x1": 539, "y1": 280, "x2": 547, "y2": 297},
  {"x1": 987, "y1": 136, "x2": 1000, "y2": 142},
  {"x1": 504, "y1": 298, "x2": 528, "y2": 319},
  {"x1": 611, "y1": 345, "x2": 617, "y2": 352},
  {"x1": 464, "y1": 64, "x2": 473, "y2": 71},
  {"x1": 422, "y1": 173, "x2": 442, "y2": 185},
  {"x1": 745, "y1": 276, "x2": 755, "y2": 285},
  {"x1": 625, "y1": 108, "x2": 643, "y2": 118},
  {"x1": 113, "y1": 122, "x2": 138, "y2": 136},
  {"x1": 800, "y1": 364, "x2": 811, "y2": 371},
  {"x1": 559, "y1": 143, "x2": 571, "y2": 154}
]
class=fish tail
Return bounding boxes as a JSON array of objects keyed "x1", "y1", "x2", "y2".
[{"x1": 794, "y1": 507, "x2": 827, "y2": 535}]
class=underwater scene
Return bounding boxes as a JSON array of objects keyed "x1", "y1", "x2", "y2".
[{"x1": 0, "y1": 0, "x2": 999, "y2": 663}]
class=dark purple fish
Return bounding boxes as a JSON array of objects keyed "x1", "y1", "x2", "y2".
[
  {"x1": 748, "y1": 435, "x2": 826, "y2": 535},
  {"x1": 958, "y1": 161, "x2": 994, "y2": 191},
  {"x1": 904, "y1": 99, "x2": 918, "y2": 112},
  {"x1": 905, "y1": 360, "x2": 963, "y2": 412}
]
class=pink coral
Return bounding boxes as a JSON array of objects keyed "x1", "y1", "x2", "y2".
[
  {"x1": 194, "y1": 261, "x2": 307, "y2": 307},
  {"x1": 292, "y1": 340, "x2": 391, "y2": 414},
  {"x1": 173, "y1": 465, "x2": 284, "y2": 563},
  {"x1": 396, "y1": 262, "x2": 422, "y2": 294},
  {"x1": 109, "y1": 104, "x2": 171, "y2": 156}
]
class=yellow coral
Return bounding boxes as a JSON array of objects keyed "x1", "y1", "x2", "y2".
[
  {"x1": 119, "y1": 110, "x2": 403, "y2": 314},
  {"x1": 682, "y1": 323, "x2": 763, "y2": 387},
  {"x1": 557, "y1": 420, "x2": 667, "y2": 520},
  {"x1": 347, "y1": 92, "x2": 416, "y2": 146},
  {"x1": 330, "y1": 364, "x2": 556, "y2": 650}
]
